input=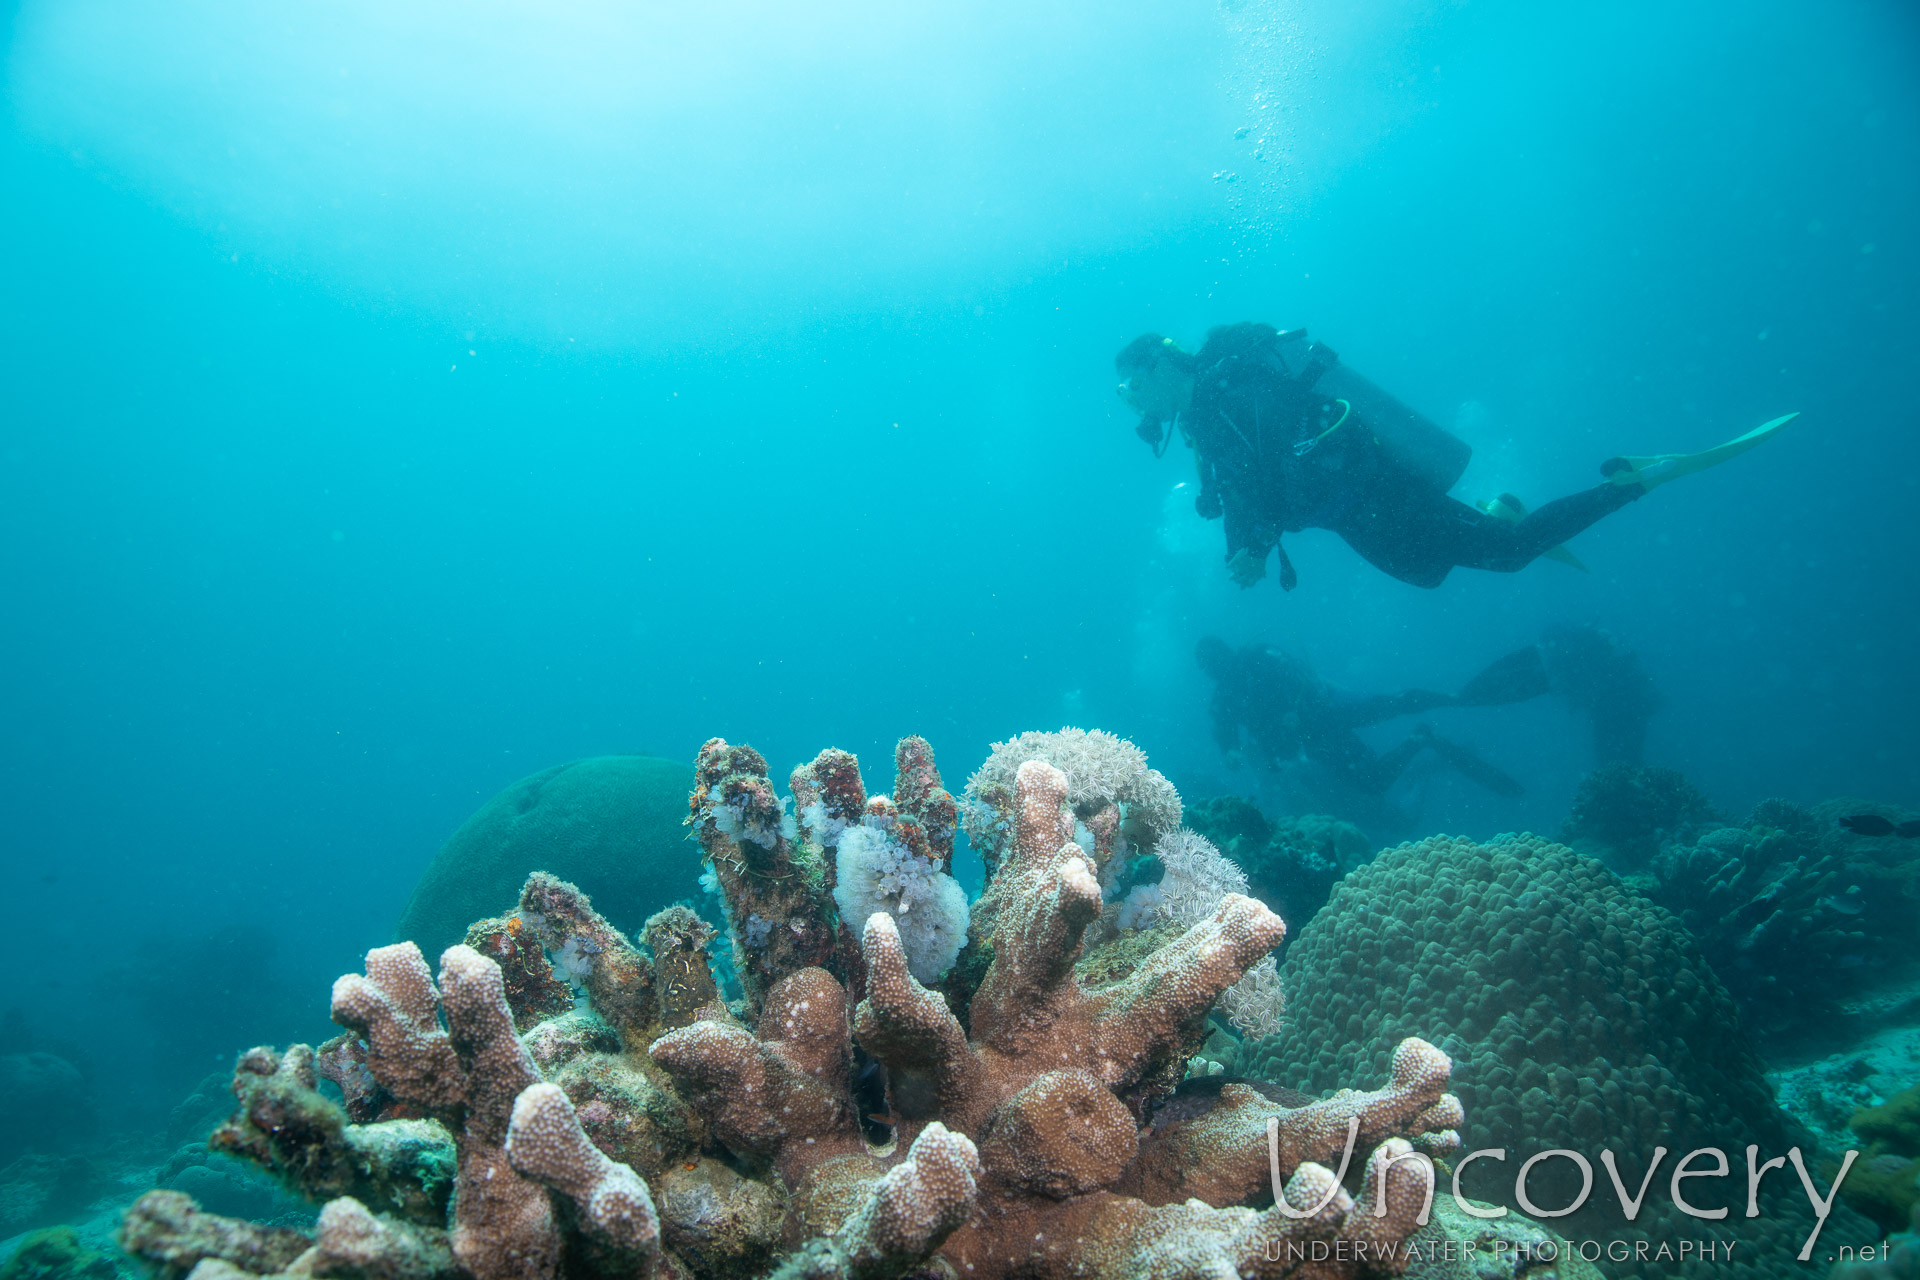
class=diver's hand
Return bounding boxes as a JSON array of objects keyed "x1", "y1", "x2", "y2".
[{"x1": 1227, "y1": 548, "x2": 1267, "y2": 588}]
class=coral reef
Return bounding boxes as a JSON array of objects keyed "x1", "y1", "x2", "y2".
[
  {"x1": 153, "y1": 1144, "x2": 310, "y2": 1224},
  {"x1": 1246, "y1": 831, "x2": 1873, "y2": 1280},
  {"x1": 1183, "y1": 797, "x2": 1374, "y2": 929},
  {"x1": 0, "y1": 1051, "x2": 94, "y2": 1164},
  {"x1": 397, "y1": 756, "x2": 703, "y2": 962},
  {"x1": 1770, "y1": 1021, "x2": 1920, "y2": 1159},
  {"x1": 1560, "y1": 764, "x2": 1720, "y2": 871},
  {"x1": 1183, "y1": 795, "x2": 1274, "y2": 850},
  {"x1": 122, "y1": 734, "x2": 1462, "y2": 1280},
  {"x1": 1, "y1": 1228, "x2": 123, "y2": 1280},
  {"x1": 0, "y1": 1154, "x2": 108, "y2": 1242},
  {"x1": 1833, "y1": 1203, "x2": 1920, "y2": 1280},
  {"x1": 1648, "y1": 798, "x2": 1920, "y2": 1048},
  {"x1": 1109, "y1": 829, "x2": 1283, "y2": 1039},
  {"x1": 1837, "y1": 1084, "x2": 1920, "y2": 1235},
  {"x1": 961, "y1": 727, "x2": 1182, "y2": 880},
  {"x1": 1395, "y1": 1195, "x2": 1601, "y2": 1280}
]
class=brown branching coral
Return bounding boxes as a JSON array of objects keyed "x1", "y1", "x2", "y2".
[
  {"x1": 652, "y1": 755, "x2": 1456, "y2": 1277},
  {"x1": 332, "y1": 944, "x2": 558, "y2": 1280},
  {"x1": 125, "y1": 732, "x2": 1459, "y2": 1280},
  {"x1": 507, "y1": 1084, "x2": 661, "y2": 1258},
  {"x1": 690, "y1": 739, "x2": 840, "y2": 1012},
  {"x1": 207, "y1": 1043, "x2": 454, "y2": 1226}
]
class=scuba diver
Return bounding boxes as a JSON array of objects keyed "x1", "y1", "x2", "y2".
[
  {"x1": 1197, "y1": 622, "x2": 1657, "y2": 799},
  {"x1": 1456, "y1": 622, "x2": 1660, "y2": 766},
  {"x1": 1195, "y1": 637, "x2": 1526, "y2": 799},
  {"x1": 1118, "y1": 323, "x2": 1797, "y2": 590}
]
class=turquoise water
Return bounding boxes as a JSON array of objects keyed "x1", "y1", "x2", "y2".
[{"x1": 2, "y1": 0, "x2": 1917, "y2": 1265}]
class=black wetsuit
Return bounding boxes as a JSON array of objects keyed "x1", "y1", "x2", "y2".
[
  {"x1": 1457, "y1": 624, "x2": 1660, "y2": 766},
  {"x1": 1183, "y1": 322, "x2": 1639, "y2": 589},
  {"x1": 1204, "y1": 646, "x2": 1457, "y2": 795}
]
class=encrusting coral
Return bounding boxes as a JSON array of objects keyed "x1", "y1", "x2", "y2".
[
  {"x1": 120, "y1": 733, "x2": 1463, "y2": 1280},
  {"x1": 1836, "y1": 1083, "x2": 1920, "y2": 1235}
]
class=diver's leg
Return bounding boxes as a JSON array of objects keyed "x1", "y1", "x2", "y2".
[
  {"x1": 1329, "y1": 478, "x2": 1464, "y2": 589},
  {"x1": 1456, "y1": 646, "x2": 1553, "y2": 706},
  {"x1": 1423, "y1": 732, "x2": 1527, "y2": 797},
  {"x1": 1334, "y1": 473, "x2": 1638, "y2": 585},
  {"x1": 1330, "y1": 730, "x2": 1428, "y2": 795},
  {"x1": 1339, "y1": 689, "x2": 1458, "y2": 728},
  {"x1": 1452, "y1": 485, "x2": 1641, "y2": 573}
]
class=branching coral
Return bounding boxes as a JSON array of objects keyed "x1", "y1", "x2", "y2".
[
  {"x1": 207, "y1": 1043, "x2": 454, "y2": 1226},
  {"x1": 330, "y1": 944, "x2": 557, "y2": 1280},
  {"x1": 1118, "y1": 828, "x2": 1283, "y2": 1040},
  {"x1": 688, "y1": 740, "x2": 838, "y2": 1014},
  {"x1": 123, "y1": 734, "x2": 1459, "y2": 1280},
  {"x1": 1561, "y1": 764, "x2": 1720, "y2": 871}
]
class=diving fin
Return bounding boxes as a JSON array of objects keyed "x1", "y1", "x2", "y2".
[
  {"x1": 1479, "y1": 493, "x2": 1590, "y2": 572},
  {"x1": 1604, "y1": 412, "x2": 1799, "y2": 491},
  {"x1": 1420, "y1": 729, "x2": 1526, "y2": 798},
  {"x1": 1456, "y1": 645, "x2": 1552, "y2": 707}
]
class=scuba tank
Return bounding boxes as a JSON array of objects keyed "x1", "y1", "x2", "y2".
[{"x1": 1265, "y1": 329, "x2": 1472, "y2": 494}]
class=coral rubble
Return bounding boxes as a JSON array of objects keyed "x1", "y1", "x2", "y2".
[{"x1": 122, "y1": 734, "x2": 1461, "y2": 1280}]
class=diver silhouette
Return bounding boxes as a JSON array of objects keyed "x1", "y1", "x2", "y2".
[
  {"x1": 1195, "y1": 638, "x2": 1524, "y2": 799},
  {"x1": 1119, "y1": 323, "x2": 1795, "y2": 590},
  {"x1": 1196, "y1": 623, "x2": 1658, "y2": 803}
]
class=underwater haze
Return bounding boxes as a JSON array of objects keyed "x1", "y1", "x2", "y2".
[{"x1": 3, "y1": 0, "x2": 1919, "y2": 1203}]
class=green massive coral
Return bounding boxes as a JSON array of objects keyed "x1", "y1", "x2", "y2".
[
  {"x1": 1246, "y1": 832, "x2": 1874, "y2": 1280},
  {"x1": 396, "y1": 756, "x2": 701, "y2": 962},
  {"x1": 1839, "y1": 1085, "x2": 1920, "y2": 1235}
]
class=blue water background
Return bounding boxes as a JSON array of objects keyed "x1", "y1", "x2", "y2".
[{"x1": 3, "y1": 0, "x2": 1916, "y2": 1120}]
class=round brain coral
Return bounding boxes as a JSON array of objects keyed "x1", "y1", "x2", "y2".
[{"x1": 1248, "y1": 832, "x2": 1873, "y2": 1280}]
